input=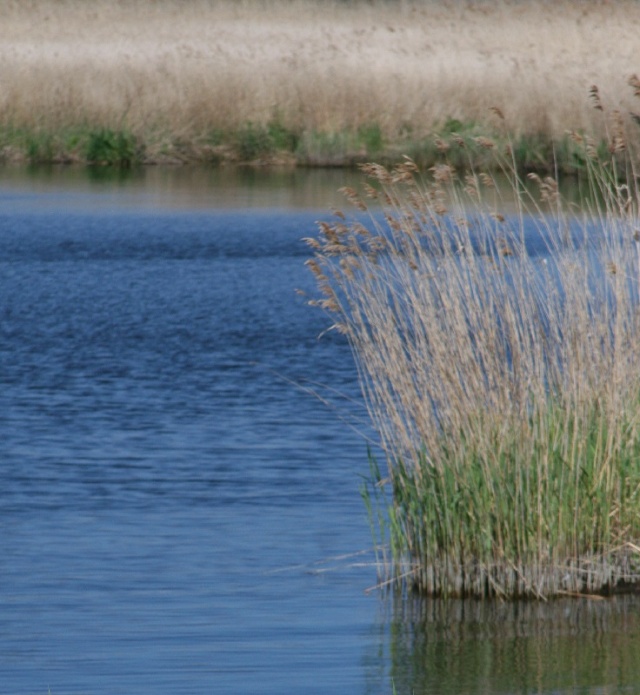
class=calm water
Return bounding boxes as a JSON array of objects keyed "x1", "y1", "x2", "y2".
[{"x1": 2, "y1": 166, "x2": 640, "y2": 695}]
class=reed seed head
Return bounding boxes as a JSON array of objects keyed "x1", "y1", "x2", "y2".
[
  {"x1": 430, "y1": 163, "x2": 455, "y2": 185},
  {"x1": 628, "y1": 74, "x2": 640, "y2": 97},
  {"x1": 434, "y1": 136, "x2": 450, "y2": 153},
  {"x1": 589, "y1": 84, "x2": 604, "y2": 111},
  {"x1": 474, "y1": 136, "x2": 495, "y2": 150}
]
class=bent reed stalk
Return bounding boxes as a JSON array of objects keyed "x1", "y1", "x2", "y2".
[{"x1": 307, "y1": 89, "x2": 640, "y2": 599}]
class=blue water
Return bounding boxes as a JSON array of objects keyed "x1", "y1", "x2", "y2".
[
  {"x1": 0, "y1": 172, "x2": 382, "y2": 694},
  {"x1": 4, "y1": 168, "x2": 640, "y2": 695}
]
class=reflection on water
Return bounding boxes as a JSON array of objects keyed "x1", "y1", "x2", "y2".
[
  {"x1": 0, "y1": 163, "x2": 592, "y2": 215},
  {"x1": 0, "y1": 164, "x2": 364, "y2": 212},
  {"x1": 382, "y1": 594, "x2": 640, "y2": 695}
]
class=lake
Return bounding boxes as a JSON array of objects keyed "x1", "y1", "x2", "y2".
[{"x1": 2, "y1": 165, "x2": 640, "y2": 695}]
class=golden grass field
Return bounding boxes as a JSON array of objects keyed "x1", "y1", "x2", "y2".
[{"x1": 1, "y1": 0, "x2": 640, "y2": 164}]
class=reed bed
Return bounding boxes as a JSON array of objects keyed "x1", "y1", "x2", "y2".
[
  {"x1": 2, "y1": 0, "x2": 640, "y2": 166},
  {"x1": 307, "y1": 90, "x2": 640, "y2": 598}
]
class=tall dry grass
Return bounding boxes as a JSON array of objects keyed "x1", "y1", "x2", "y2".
[
  {"x1": 307, "y1": 91, "x2": 640, "y2": 598},
  {"x1": 1, "y1": 0, "x2": 640, "y2": 161}
]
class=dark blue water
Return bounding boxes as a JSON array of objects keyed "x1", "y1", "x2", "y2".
[{"x1": 0, "y1": 175, "x2": 383, "y2": 694}]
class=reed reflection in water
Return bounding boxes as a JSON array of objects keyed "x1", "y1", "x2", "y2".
[{"x1": 380, "y1": 594, "x2": 640, "y2": 695}]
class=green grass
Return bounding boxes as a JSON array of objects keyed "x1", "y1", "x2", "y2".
[
  {"x1": 84, "y1": 128, "x2": 140, "y2": 166},
  {"x1": 0, "y1": 119, "x2": 612, "y2": 172},
  {"x1": 0, "y1": 125, "x2": 142, "y2": 166},
  {"x1": 386, "y1": 401, "x2": 640, "y2": 597}
]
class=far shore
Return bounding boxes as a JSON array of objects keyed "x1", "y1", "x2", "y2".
[{"x1": 2, "y1": 0, "x2": 640, "y2": 171}]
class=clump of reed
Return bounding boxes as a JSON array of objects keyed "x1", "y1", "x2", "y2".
[{"x1": 307, "y1": 86, "x2": 640, "y2": 598}]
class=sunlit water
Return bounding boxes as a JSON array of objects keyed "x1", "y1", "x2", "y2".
[{"x1": 2, "y1": 166, "x2": 640, "y2": 695}]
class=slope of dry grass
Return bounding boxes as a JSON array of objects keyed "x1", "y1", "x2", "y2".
[{"x1": 1, "y1": 0, "x2": 639, "y2": 165}]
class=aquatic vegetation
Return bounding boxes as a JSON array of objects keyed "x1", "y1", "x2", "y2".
[
  {"x1": 85, "y1": 128, "x2": 140, "y2": 167},
  {"x1": 295, "y1": 127, "x2": 386, "y2": 167},
  {"x1": 232, "y1": 122, "x2": 274, "y2": 161},
  {"x1": 0, "y1": 126, "x2": 141, "y2": 166},
  {"x1": 308, "y1": 88, "x2": 640, "y2": 598}
]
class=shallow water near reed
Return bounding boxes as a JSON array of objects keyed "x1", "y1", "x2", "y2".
[{"x1": 2, "y1": 166, "x2": 640, "y2": 695}]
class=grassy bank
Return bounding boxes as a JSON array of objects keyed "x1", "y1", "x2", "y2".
[
  {"x1": 307, "y1": 96, "x2": 640, "y2": 599},
  {"x1": 1, "y1": 0, "x2": 640, "y2": 170}
]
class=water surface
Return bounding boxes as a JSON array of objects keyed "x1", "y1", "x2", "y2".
[
  {"x1": 1, "y1": 166, "x2": 380, "y2": 694},
  {"x1": 2, "y1": 166, "x2": 640, "y2": 695}
]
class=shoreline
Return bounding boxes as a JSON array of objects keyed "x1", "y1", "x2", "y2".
[
  {"x1": 0, "y1": 124, "x2": 617, "y2": 174},
  {"x1": 2, "y1": 0, "x2": 640, "y2": 172}
]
